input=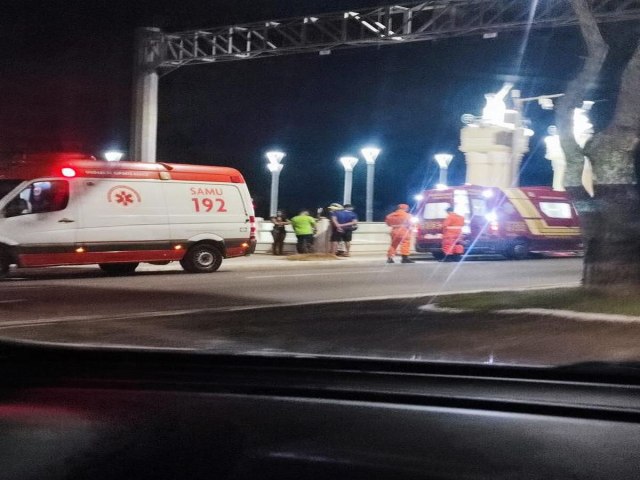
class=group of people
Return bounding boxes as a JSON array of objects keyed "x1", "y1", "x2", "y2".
[
  {"x1": 270, "y1": 203, "x2": 359, "y2": 256},
  {"x1": 272, "y1": 202, "x2": 465, "y2": 262}
]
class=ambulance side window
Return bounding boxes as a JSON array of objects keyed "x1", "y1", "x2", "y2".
[
  {"x1": 5, "y1": 180, "x2": 69, "y2": 217},
  {"x1": 539, "y1": 202, "x2": 572, "y2": 219}
]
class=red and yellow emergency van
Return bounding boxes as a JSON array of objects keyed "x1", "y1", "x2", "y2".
[
  {"x1": 0, "y1": 153, "x2": 256, "y2": 276},
  {"x1": 414, "y1": 185, "x2": 583, "y2": 260}
]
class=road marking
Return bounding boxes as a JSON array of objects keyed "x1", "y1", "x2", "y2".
[
  {"x1": 0, "y1": 305, "x2": 271, "y2": 330},
  {"x1": 1, "y1": 337, "x2": 196, "y2": 352},
  {"x1": 244, "y1": 262, "x2": 495, "y2": 279},
  {"x1": 497, "y1": 308, "x2": 640, "y2": 323},
  {"x1": 246, "y1": 270, "x2": 388, "y2": 279},
  {"x1": 0, "y1": 299, "x2": 26, "y2": 304}
]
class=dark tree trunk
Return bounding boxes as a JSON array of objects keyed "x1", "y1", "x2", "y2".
[
  {"x1": 556, "y1": 0, "x2": 640, "y2": 288},
  {"x1": 569, "y1": 184, "x2": 640, "y2": 287}
]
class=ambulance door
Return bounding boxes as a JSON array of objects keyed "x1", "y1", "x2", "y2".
[
  {"x1": 421, "y1": 200, "x2": 450, "y2": 234},
  {"x1": 468, "y1": 194, "x2": 489, "y2": 239},
  {"x1": 76, "y1": 179, "x2": 170, "y2": 247},
  {"x1": 164, "y1": 182, "x2": 250, "y2": 246},
  {"x1": 453, "y1": 189, "x2": 472, "y2": 236},
  {"x1": 1, "y1": 179, "x2": 77, "y2": 262}
]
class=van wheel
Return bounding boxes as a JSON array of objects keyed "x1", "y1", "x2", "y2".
[
  {"x1": 505, "y1": 240, "x2": 530, "y2": 260},
  {"x1": 181, "y1": 244, "x2": 223, "y2": 273},
  {"x1": 99, "y1": 263, "x2": 139, "y2": 275}
]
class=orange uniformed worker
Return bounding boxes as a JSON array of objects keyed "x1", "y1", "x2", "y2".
[
  {"x1": 442, "y1": 206, "x2": 465, "y2": 257},
  {"x1": 385, "y1": 204, "x2": 415, "y2": 264}
]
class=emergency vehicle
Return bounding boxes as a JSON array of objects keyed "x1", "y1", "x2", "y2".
[
  {"x1": 414, "y1": 185, "x2": 583, "y2": 260},
  {"x1": 0, "y1": 153, "x2": 256, "y2": 277}
]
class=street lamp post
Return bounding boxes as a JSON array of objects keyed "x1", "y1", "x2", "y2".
[
  {"x1": 104, "y1": 150, "x2": 124, "y2": 162},
  {"x1": 361, "y1": 147, "x2": 381, "y2": 222},
  {"x1": 339, "y1": 156, "x2": 359, "y2": 205},
  {"x1": 266, "y1": 151, "x2": 285, "y2": 217},
  {"x1": 434, "y1": 153, "x2": 454, "y2": 187}
]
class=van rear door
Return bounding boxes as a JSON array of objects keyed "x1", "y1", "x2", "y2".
[{"x1": 163, "y1": 182, "x2": 250, "y2": 253}]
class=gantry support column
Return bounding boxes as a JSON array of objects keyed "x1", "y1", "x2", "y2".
[{"x1": 131, "y1": 27, "x2": 163, "y2": 162}]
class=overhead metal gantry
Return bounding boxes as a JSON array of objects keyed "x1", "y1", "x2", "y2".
[{"x1": 131, "y1": 0, "x2": 640, "y2": 161}]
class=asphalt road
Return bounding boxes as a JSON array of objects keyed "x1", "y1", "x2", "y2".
[
  {"x1": 0, "y1": 255, "x2": 581, "y2": 322},
  {"x1": 2, "y1": 256, "x2": 639, "y2": 366}
]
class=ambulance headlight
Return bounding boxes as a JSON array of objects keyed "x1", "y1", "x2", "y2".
[
  {"x1": 485, "y1": 212, "x2": 498, "y2": 222},
  {"x1": 414, "y1": 194, "x2": 424, "y2": 201},
  {"x1": 410, "y1": 216, "x2": 419, "y2": 224},
  {"x1": 482, "y1": 189, "x2": 494, "y2": 198}
]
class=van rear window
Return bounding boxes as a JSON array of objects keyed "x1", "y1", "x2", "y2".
[
  {"x1": 540, "y1": 202, "x2": 572, "y2": 219},
  {"x1": 423, "y1": 202, "x2": 450, "y2": 219}
]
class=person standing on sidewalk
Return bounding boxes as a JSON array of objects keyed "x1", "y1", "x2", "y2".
[
  {"x1": 270, "y1": 210, "x2": 289, "y2": 255},
  {"x1": 327, "y1": 203, "x2": 344, "y2": 255},
  {"x1": 385, "y1": 203, "x2": 415, "y2": 264},
  {"x1": 290, "y1": 209, "x2": 316, "y2": 254},
  {"x1": 314, "y1": 207, "x2": 331, "y2": 253},
  {"x1": 331, "y1": 204, "x2": 358, "y2": 257}
]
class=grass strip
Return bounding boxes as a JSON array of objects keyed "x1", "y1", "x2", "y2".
[{"x1": 433, "y1": 287, "x2": 640, "y2": 316}]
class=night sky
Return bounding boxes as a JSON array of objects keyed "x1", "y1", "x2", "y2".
[{"x1": 1, "y1": 1, "x2": 637, "y2": 219}]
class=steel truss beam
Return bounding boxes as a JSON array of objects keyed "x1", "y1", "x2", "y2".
[{"x1": 143, "y1": 0, "x2": 640, "y2": 69}]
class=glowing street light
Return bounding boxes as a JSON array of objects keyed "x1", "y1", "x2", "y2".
[
  {"x1": 339, "y1": 156, "x2": 359, "y2": 205},
  {"x1": 104, "y1": 150, "x2": 124, "y2": 162},
  {"x1": 434, "y1": 153, "x2": 454, "y2": 187},
  {"x1": 266, "y1": 151, "x2": 285, "y2": 217},
  {"x1": 266, "y1": 150, "x2": 285, "y2": 166},
  {"x1": 360, "y1": 147, "x2": 381, "y2": 222}
]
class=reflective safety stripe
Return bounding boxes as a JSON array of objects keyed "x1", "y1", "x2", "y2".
[{"x1": 19, "y1": 249, "x2": 185, "y2": 267}]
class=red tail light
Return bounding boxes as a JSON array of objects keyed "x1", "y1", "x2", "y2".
[{"x1": 249, "y1": 215, "x2": 256, "y2": 239}]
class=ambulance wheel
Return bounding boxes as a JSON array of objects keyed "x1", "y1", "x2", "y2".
[
  {"x1": 506, "y1": 240, "x2": 530, "y2": 260},
  {"x1": 99, "y1": 262, "x2": 139, "y2": 275},
  {"x1": 181, "y1": 244, "x2": 223, "y2": 273}
]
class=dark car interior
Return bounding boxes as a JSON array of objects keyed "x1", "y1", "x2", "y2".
[{"x1": 0, "y1": 342, "x2": 639, "y2": 479}]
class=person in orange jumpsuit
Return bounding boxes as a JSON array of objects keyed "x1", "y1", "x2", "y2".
[
  {"x1": 385, "y1": 204, "x2": 415, "y2": 264},
  {"x1": 442, "y1": 207, "x2": 465, "y2": 257}
]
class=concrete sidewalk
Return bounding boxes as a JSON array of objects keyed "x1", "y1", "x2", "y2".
[{"x1": 229, "y1": 252, "x2": 390, "y2": 268}]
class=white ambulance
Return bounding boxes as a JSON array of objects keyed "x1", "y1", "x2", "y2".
[{"x1": 0, "y1": 153, "x2": 256, "y2": 277}]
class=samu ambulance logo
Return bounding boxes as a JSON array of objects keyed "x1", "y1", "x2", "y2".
[{"x1": 107, "y1": 185, "x2": 141, "y2": 207}]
